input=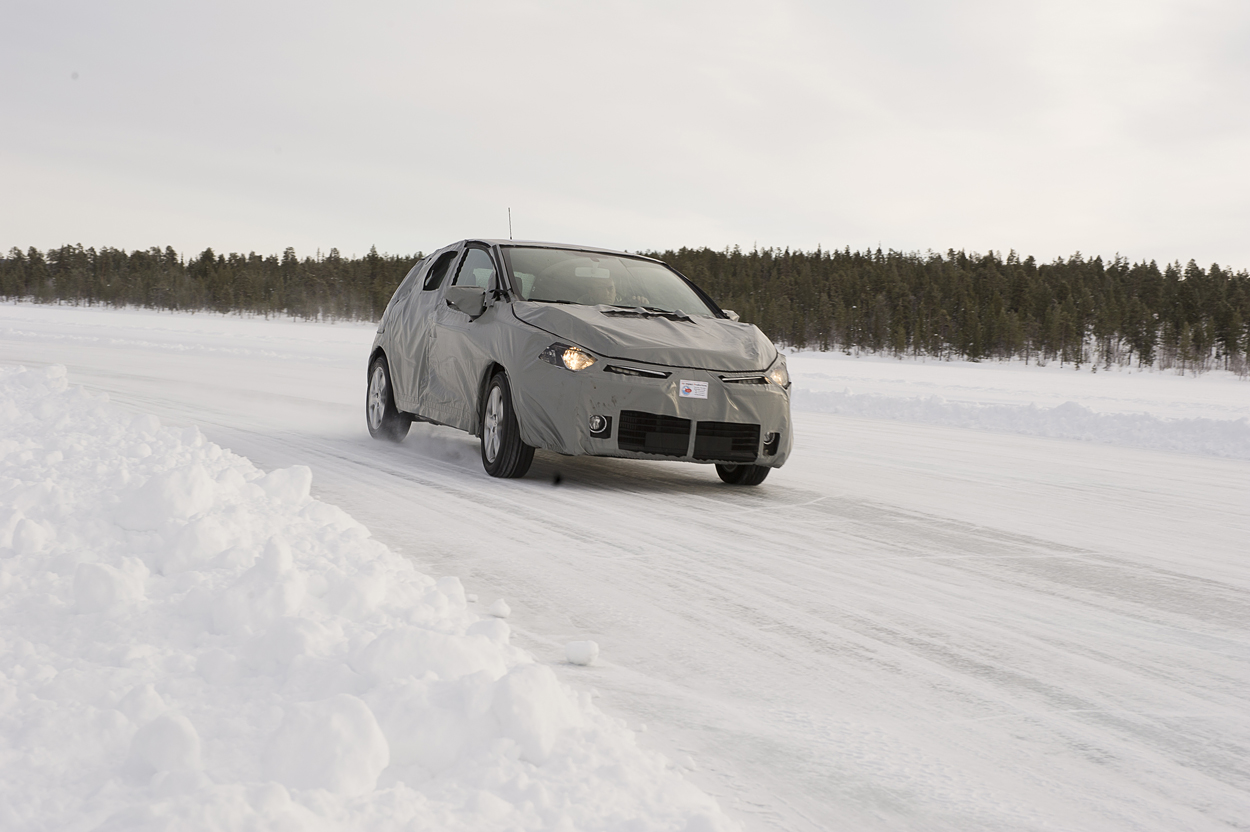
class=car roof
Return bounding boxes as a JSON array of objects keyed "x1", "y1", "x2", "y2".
[{"x1": 464, "y1": 239, "x2": 665, "y2": 264}]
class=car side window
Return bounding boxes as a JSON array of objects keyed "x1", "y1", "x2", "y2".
[
  {"x1": 423, "y1": 251, "x2": 458, "y2": 291},
  {"x1": 452, "y1": 247, "x2": 497, "y2": 289}
]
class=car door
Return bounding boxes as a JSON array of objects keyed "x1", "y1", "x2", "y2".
[
  {"x1": 420, "y1": 244, "x2": 500, "y2": 431},
  {"x1": 390, "y1": 247, "x2": 460, "y2": 413}
]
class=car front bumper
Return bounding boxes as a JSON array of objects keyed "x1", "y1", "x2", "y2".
[{"x1": 510, "y1": 356, "x2": 793, "y2": 468}]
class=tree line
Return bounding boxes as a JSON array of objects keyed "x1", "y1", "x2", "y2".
[
  {"x1": 3, "y1": 243, "x2": 1248, "y2": 374},
  {"x1": 0, "y1": 244, "x2": 420, "y2": 322},
  {"x1": 654, "y1": 246, "x2": 1250, "y2": 375}
]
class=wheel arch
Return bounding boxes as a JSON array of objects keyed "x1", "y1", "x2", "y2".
[
  {"x1": 473, "y1": 361, "x2": 508, "y2": 437},
  {"x1": 368, "y1": 346, "x2": 389, "y2": 379},
  {"x1": 365, "y1": 346, "x2": 411, "y2": 442}
]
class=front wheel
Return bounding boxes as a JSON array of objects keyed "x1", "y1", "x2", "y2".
[
  {"x1": 366, "y1": 355, "x2": 411, "y2": 442},
  {"x1": 481, "y1": 372, "x2": 534, "y2": 478},
  {"x1": 716, "y1": 463, "x2": 770, "y2": 485}
]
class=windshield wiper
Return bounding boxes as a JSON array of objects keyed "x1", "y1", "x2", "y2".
[{"x1": 604, "y1": 304, "x2": 692, "y2": 321}]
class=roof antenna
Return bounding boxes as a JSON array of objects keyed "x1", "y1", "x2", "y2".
[{"x1": 508, "y1": 207, "x2": 513, "y2": 241}]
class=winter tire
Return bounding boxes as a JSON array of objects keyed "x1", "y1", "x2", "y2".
[
  {"x1": 481, "y1": 372, "x2": 534, "y2": 478},
  {"x1": 715, "y1": 462, "x2": 770, "y2": 486},
  {"x1": 366, "y1": 354, "x2": 411, "y2": 442}
]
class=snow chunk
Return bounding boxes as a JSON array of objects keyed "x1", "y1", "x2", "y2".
[
  {"x1": 259, "y1": 465, "x2": 312, "y2": 507},
  {"x1": 489, "y1": 598, "x2": 511, "y2": 618},
  {"x1": 0, "y1": 507, "x2": 24, "y2": 549},
  {"x1": 262, "y1": 694, "x2": 388, "y2": 795},
  {"x1": 565, "y1": 640, "x2": 600, "y2": 666},
  {"x1": 467, "y1": 617, "x2": 511, "y2": 644},
  {"x1": 491, "y1": 663, "x2": 585, "y2": 764},
  {"x1": 130, "y1": 714, "x2": 202, "y2": 774},
  {"x1": 162, "y1": 516, "x2": 230, "y2": 575},
  {"x1": 116, "y1": 465, "x2": 216, "y2": 530},
  {"x1": 436, "y1": 574, "x2": 467, "y2": 607},
  {"x1": 130, "y1": 413, "x2": 162, "y2": 439},
  {"x1": 195, "y1": 648, "x2": 239, "y2": 686},
  {"x1": 350, "y1": 624, "x2": 507, "y2": 683},
  {"x1": 12, "y1": 517, "x2": 50, "y2": 555},
  {"x1": 210, "y1": 554, "x2": 305, "y2": 634},
  {"x1": 75, "y1": 560, "x2": 146, "y2": 613},
  {"x1": 117, "y1": 683, "x2": 166, "y2": 724},
  {"x1": 258, "y1": 534, "x2": 293, "y2": 573}
]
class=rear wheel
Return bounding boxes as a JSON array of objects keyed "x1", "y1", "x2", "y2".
[
  {"x1": 366, "y1": 355, "x2": 411, "y2": 442},
  {"x1": 481, "y1": 372, "x2": 534, "y2": 478},
  {"x1": 715, "y1": 463, "x2": 770, "y2": 485}
]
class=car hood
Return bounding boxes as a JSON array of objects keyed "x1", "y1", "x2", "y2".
[{"x1": 512, "y1": 302, "x2": 777, "y2": 372}]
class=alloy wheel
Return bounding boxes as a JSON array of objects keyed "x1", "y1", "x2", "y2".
[
  {"x1": 483, "y1": 384, "x2": 503, "y2": 463},
  {"x1": 368, "y1": 365, "x2": 387, "y2": 431}
]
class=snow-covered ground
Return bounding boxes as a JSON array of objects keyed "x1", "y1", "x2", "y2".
[
  {"x1": 788, "y1": 350, "x2": 1250, "y2": 459},
  {"x1": 2, "y1": 301, "x2": 1249, "y2": 831},
  {"x1": 0, "y1": 371, "x2": 729, "y2": 828}
]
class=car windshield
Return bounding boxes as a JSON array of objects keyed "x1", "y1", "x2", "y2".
[{"x1": 501, "y1": 247, "x2": 717, "y2": 318}]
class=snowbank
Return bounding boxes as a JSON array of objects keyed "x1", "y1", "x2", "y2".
[
  {"x1": 784, "y1": 349, "x2": 1250, "y2": 458},
  {"x1": 792, "y1": 388, "x2": 1250, "y2": 460},
  {"x1": 0, "y1": 365, "x2": 735, "y2": 831}
]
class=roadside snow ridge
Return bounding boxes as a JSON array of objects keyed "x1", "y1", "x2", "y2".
[{"x1": 0, "y1": 365, "x2": 736, "y2": 831}]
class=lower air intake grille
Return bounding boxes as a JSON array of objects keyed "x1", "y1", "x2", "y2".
[
  {"x1": 618, "y1": 410, "x2": 691, "y2": 457},
  {"x1": 693, "y1": 421, "x2": 760, "y2": 462}
]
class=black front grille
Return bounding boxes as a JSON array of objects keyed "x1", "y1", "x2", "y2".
[
  {"x1": 618, "y1": 410, "x2": 691, "y2": 457},
  {"x1": 693, "y1": 421, "x2": 760, "y2": 462}
]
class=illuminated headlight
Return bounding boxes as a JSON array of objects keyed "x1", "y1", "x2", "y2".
[
  {"x1": 540, "y1": 343, "x2": 597, "y2": 371},
  {"x1": 767, "y1": 354, "x2": 790, "y2": 389}
]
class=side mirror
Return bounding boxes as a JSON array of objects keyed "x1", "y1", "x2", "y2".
[
  {"x1": 723, "y1": 309, "x2": 740, "y2": 322},
  {"x1": 445, "y1": 286, "x2": 487, "y2": 318}
]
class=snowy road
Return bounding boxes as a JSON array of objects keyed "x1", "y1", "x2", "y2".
[{"x1": 3, "y1": 303, "x2": 1249, "y2": 831}]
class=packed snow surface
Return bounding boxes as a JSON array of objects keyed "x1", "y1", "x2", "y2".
[
  {"x1": 0, "y1": 364, "x2": 733, "y2": 830},
  {"x1": 788, "y1": 350, "x2": 1250, "y2": 459},
  {"x1": 2, "y1": 301, "x2": 1249, "y2": 831}
]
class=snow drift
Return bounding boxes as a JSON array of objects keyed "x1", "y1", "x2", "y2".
[
  {"x1": 0, "y1": 365, "x2": 735, "y2": 831},
  {"x1": 793, "y1": 387, "x2": 1250, "y2": 459}
]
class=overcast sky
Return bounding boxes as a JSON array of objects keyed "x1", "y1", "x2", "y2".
[{"x1": 4, "y1": 0, "x2": 1249, "y2": 269}]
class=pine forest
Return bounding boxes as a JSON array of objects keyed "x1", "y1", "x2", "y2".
[{"x1": 3, "y1": 243, "x2": 1247, "y2": 376}]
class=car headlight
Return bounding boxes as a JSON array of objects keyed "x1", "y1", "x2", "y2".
[
  {"x1": 767, "y1": 354, "x2": 790, "y2": 389},
  {"x1": 540, "y1": 343, "x2": 597, "y2": 371}
]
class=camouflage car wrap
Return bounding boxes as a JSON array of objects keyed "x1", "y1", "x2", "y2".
[{"x1": 369, "y1": 239, "x2": 793, "y2": 470}]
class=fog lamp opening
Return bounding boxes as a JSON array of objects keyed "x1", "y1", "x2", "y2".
[{"x1": 588, "y1": 414, "x2": 612, "y2": 438}]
